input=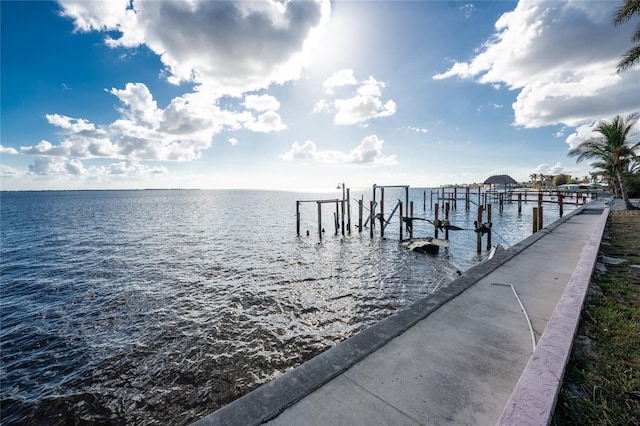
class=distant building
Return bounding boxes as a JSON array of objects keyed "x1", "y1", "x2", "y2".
[{"x1": 558, "y1": 184, "x2": 582, "y2": 191}]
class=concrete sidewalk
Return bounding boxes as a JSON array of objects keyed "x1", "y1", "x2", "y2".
[{"x1": 194, "y1": 203, "x2": 610, "y2": 426}]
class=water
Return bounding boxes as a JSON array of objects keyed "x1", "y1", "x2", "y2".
[{"x1": 0, "y1": 189, "x2": 579, "y2": 425}]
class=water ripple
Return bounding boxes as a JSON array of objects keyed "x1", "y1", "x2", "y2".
[{"x1": 0, "y1": 189, "x2": 578, "y2": 424}]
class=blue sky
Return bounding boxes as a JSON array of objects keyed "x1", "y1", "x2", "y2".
[{"x1": 1, "y1": 0, "x2": 638, "y2": 191}]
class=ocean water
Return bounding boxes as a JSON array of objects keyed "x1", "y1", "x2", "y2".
[{"x1": 0, "y1": 189, "x2": 579, "y2": 425}]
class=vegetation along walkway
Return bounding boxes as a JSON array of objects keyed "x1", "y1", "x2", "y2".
[{"x1": 552, "y1": 206, "x2": 640, "y2": 425}]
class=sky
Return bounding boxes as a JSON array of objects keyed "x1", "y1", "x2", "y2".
[{"x1": 1, "y1": 0, "x2": 639, "y2": 191}]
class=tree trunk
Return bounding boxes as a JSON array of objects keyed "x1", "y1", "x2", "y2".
[{"x1": 616, "y1": 167, "x2": 637, "y2": 209}]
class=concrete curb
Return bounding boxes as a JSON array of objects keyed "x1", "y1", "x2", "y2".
[
  {"x1": 192, "y1": 204, "x2": 595, "y2": 426},
  {"x1": 496, "y1": 207, "x2": 610, "y2": 426}
]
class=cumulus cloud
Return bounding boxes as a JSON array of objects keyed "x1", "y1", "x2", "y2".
[
  {"x1": 244, "y1": 94, "x2": 280, "y2": 112},
  {"x1": 565, "y1": 122, "x2": 599, "y2": 150},
  {"x1": 243, "y1": 94, "x2": 286, "y2": 132},
  {"x1": 280, "y1": 134, "x2": 397, "y2": 166},
  {"x1": 228, "y1": 137, "x2": 239, "y2": 146},
  {"x1": 26, "y1": 157, "x2": 167, "y2": 178},
  {"x1": 0, "y1": 145, "x2": 19, "y2": 155},
  {"x1": 20, "y1": 82, "x2": 292, "y2": 167},
  {"x1": 532, "y1": 162, "x2": 567, "y2": 176},
  {"x1": 433, "y1": 1, "x2": 639, "y2": 130},
  {"x1": 58, "y1": 0, "x2": 331, "y2": 96},
  {"x1": 65, "y1": 158, "x2": 87, "y2": 175},
  {"x1": 0, "y1": 164, "x2": 22, "y2": 177},
  {"x1": 28, "y1": 157, "x2": 72, "y2": 175},
  {"x1": 20, "y1": 83, "x2": 258, "y2": 162},
  {"x1": 317, "y1": 73, "x2": 397, "y2": 126},
  {"x1": 322, "y1": 69, "x2": 357, "y2": 94},
  {"x1": 95, "y1": 161, "x2": 167, "y2": 177},
  {"x1": 246, "y1": 111, "x2": 286, "y2": 133},
  {"x1": 280, "y1": 140, "x2": 317, "y2": 161}
]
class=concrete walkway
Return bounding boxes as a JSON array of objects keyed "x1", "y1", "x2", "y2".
[{"x1": 194, "y1": 202, "x2": 610, "y2": 426}]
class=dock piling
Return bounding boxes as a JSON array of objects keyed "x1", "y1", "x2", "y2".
[
  {"x1": 476, "y1": 206, "x2": 484, "y2": 253},
  {"x1": 487, "y1": 204, "x2": 492, "y2": 250}
]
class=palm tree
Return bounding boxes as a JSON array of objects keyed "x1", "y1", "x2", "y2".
[
  {"x1": 569, "y1": 112, "x2": 639, "y2": 209},
  {"x1": 614, "y1": 0, "x2": 640, "y2": 72}
]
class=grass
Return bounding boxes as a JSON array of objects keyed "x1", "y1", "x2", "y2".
[{"x1": 552, "y1": 213, "x2": 640, "y2": 426}]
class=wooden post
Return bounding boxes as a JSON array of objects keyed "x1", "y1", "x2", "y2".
[
  {"x1": 334, "y1": 202, "x2": 339, "y2": 235},
  {"x1": 476, "y1": 206, "x2": 483, "y2": 253},
  {"x1": 466, "y1": 187, "x2": 470, "y2": 211},
  {"x1": 358, "y1": 198, "x2": 363, "y2": 233},
  {"x1": 434, "y1": 203, "x2": 439, "y2": 239},
  {"x1": 347, "y1": 188, "x2": 351, "y2": 234},
  {"x1": 423, "y1": 190, "x2": 426, "y2": 210},
  {"x1": 499, "y1": 193, "x2": 504, "y2": 213},
  {"x1": 538, "y1": 205, "x2": 544, "y2": 229},
  {"x1": 532, "y1": 207, "x2": 538, "y2": 233},
  {"x1": 405, "y1": 186, "x2": 409, "y2": 216},
  {"x1": 538, "y1": 192, "x2": 543, "y2": 209},
  {"x1": 453, "y1": 187, "x2": 457, "y2": 210},
  {"x1": 296, "y1": 201, "x2": 300, "y2": 236},
  {"x1": 518, "y1": 193, "x2": 522, "y2": 214},
  {"x1": 559, "y1": 194, "x2": 564, "y2": 217},
  {"x1": 369, "y1": 200, "x2": 374, "y2": 238},
  {"x1": 340, "y1": 200, "x2": 345, "y2": 236},
  {"x1": 318, "y1": 202, "x2": 322, "y2": 239},
  {"x1": 409, "y1": 201, "x2": 414, "y2": 239},
  {"x1": 380, "y1": 195, "x2": 385, "y2": 238},
  {"x1": 486, "y1": 204, "x2": 492, "y2": 250},
  {"x1": 445, "y1": 202, "x2": 450, "y2": 240},
  {"x1": 430, "y1": 191, "x2": 433, "y2": 209},
  {"x1": 399, "y1": 202, "x2": 403, "y2": 241}
]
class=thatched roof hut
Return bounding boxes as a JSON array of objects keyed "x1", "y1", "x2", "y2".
[
  {"x1": 484, "y1": 174, "x2": 518, "y2": 191},
  {"x1": 484, "y1": 174, "x2": 517, "y2": 185}
]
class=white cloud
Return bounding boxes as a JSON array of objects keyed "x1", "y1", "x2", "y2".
[
  {"x1": 532, "y1": 162, "x2": 566, "y2": 176},
  {"x1": 280, "y1": 140, "x2": 317, "y2": 161},
  {"x1": 228, "y1": 137, "x2": 239, "y2": 146},
  {"x1": 26, "y1": 157, "x2": 167, "y2": 178},
  {"x1": 0, "y1": 145, "x2": 19, "y2": 155},
  {"x1": 66, "y1": 158, "x2": 87, "y2": 175},
  {"x1": 312, "y1": 99, "x2": 331, "y2": 113},
  {"x1": 28, "y1": 157, "x2": 70, "y2": 175},
  {"x1": 0, "y1": 164, "x2": 23, "y2": 177},
  {"x1": 322, "y1": 69, "x2": 357, "y2": 94},
  {"x1": 242, "y1": 94, "x2": 286, "y2": 132},
  {"x1": 565, "y1": 121, "x2": 598, "y2": 150},
  {"x1": 318, "y1": 75, "x2": 397, "y2": 126},
  {"x1": 21, "y1": 139, "x2": 75, "y2": 157},
  {"x1": 20, "y1": 83, "x2": 261, "y2": 162},
  {"x1": 407, "y1": 126, "x2": 429, "y2": 134},
  {"x1": 95, "y1": 161, "x2": 167, "y2": 177},
  {"x1": 280, "y1": 134, "x2": 397, "y2": 166},
  {"x1": 58, "y1": 0, "x2": 331, "y2": 97},
  {"x1": 244, "y1": 94, "x2": 280, "y2": 112},
  {"x1": 433, "y1": 1, "x2": 639, "y2": 129},
  {"x1": 246, "y1": 111, "x2": 287, "y2": 133},
  {"x1": 460, "y1": 4, "x2": 476, "y2": 19}
]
